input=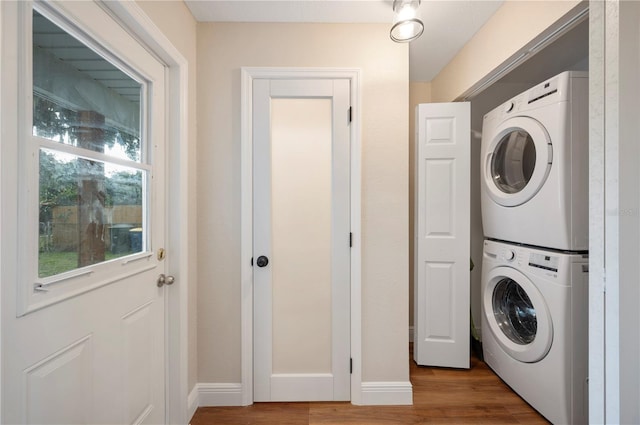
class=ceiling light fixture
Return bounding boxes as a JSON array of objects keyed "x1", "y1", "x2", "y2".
[{"x1": 390, "y1": 0, "x2": 424, "y2": 43}]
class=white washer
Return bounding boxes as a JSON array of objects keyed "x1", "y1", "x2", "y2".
[
  {"x1": 480, "y1": 71, "x2": 588, "y2": 251},
  {"x1": 481, "y1": 239, "x2": 588, "y2": 425}
]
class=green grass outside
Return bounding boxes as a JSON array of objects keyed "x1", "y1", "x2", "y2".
[{"x1": 39, "y1": 250, "x2": 132, "y2": 278}]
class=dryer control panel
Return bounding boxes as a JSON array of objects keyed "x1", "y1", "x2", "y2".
[
  {"x1": 482, "y1": 70, "x2": 588, "y2": 123},
  {"x1": 527, "y1": 78, "x2": 559, "y2": 105}
]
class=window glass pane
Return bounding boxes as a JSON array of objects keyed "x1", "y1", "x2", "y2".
[
  {"x1": 32, "y1": 10, "x2": 141, "y2": 162},
  {"x1": 39, "y1": 149, "x2": 146, "y2": 278}
]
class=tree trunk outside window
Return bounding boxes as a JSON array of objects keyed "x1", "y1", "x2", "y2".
[{"x1": 77, "y1": 110, "x2": 106, "y2": 267}]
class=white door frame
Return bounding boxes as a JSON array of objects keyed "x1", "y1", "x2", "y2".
[
  {"x1": 0, "y1": 1, "x2": 191, "y2": 422},
  {"x1": 240, "y1": 67, "x2": 362, "y2": 405},
  {"x1": 0, "y1": 1, "x2": 4, "y2": 418}
]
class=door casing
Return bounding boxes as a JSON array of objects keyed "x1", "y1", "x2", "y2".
[{"x1": 240, "y1": 67, "x2": 362, "y2": 405}]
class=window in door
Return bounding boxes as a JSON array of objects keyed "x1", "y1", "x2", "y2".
[{"x1": 23, "y1": 8, "x2": 153, "y2": 309}]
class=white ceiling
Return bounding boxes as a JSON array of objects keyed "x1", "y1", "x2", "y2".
[{"x1": 184, "y1": 0, "x2": 504, "y2": 81}]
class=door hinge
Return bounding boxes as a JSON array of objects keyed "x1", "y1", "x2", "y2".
[
  {"x1": 349, "y1": 232, "x2": 353, "y2": 247},
  {"x1": 350, "y1": 358, "x2": 353, "y2": 374},
  {"x1": 348, "y1": 106, "x2": 352, "y2": 123}
]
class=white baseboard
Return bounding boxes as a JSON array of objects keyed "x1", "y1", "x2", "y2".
[
  {"x1": 187, "y1": 384, "x2": 199, "y2": 422},
  {"x1": 196, "y1": 383, "x2": 244, "y2": 407},
  {"x1": 190, "y1": 380, "x2": 413, "y2": 409},
  {"x1": 360, "y1": 381, "x2": 413, "y2": 405}
]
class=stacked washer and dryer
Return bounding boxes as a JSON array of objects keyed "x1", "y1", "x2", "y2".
[{"x1": 479, "y1": 71, "x2": 589, "y2": 425}]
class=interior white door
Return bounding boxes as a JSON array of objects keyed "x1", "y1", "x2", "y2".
[
  {"x1": 1, "y1": 2, "x2": 167, "y2": 423},
  {"x1": 253, "y1": 78, "x2": 351, "y2": 402},
  {"x1": 414, "y1": 102, "x2": 470, "y2": 369}
]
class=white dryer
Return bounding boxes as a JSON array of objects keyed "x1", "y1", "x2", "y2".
[
  {"x1": 480, "y1": 71, "x2": 588, "y2": 251},
  {"x1": 481, "y1": 239, "x2": 588, "y2": 425}
]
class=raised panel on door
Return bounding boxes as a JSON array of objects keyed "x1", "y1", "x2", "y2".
[
  {"x1": 122, "y1": 302, "x2": 160, "y2": 424},
  {"x1": 424, "y1": 159, "x2": 455, "y2": 238},
  {"x1": 414, "y1": 102, "x2": 470, "y2": 369},
  {"x1": 423, "y1": 262, "x2": 455, "y2": 342},
  {"x1": 24, "y1": 336, "x2": 93, "y2": 424}
]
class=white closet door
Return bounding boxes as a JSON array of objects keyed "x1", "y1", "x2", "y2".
[
  {"x1": 252, "y1": 78, "x2": 351, "y2": 402},
  {"x1": 414, "y1": 102, "x2": 470, "y2": 369}
]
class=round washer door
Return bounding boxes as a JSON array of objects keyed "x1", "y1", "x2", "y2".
[
  {"x1": 483, "y1": 266, "x2": 553, "y2": 363},
  {"x1": 483, "y1": 116, "x2": 552, "y2": 207}
]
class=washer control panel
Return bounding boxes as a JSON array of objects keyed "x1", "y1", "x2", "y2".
[
  {"x1": 498, "y1": 247, "x2": 525, "y2": 265},
  {"x1": 484, "y1": 239, "x2": 588, "y2": 284},
  {"x1": 528, "y1": 252, "x2": 559, "y2": 272},
  {"x1": 496, "y1": 245, "x2": 559, "y2": 273}
]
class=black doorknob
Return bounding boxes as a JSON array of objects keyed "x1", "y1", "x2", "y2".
[{"x1": 256, "y1": 255, "x2": 269, "y2": 267}]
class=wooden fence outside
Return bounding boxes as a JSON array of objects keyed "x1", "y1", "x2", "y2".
[{"x1": 42, "y1": 205, "x2": 142, "y2": 252}]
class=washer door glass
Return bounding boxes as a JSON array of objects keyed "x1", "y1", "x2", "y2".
[
  {"x1": 491, "y1": 130, "x2": 536, "y2": 194},
  {"x1": 482, "y1": 117, "x2": 552, "y2": 207},
  {"x1": 483, "y1": 266, "x2": 553, "y2": 363},
  {"x1": 492, "y1": 278, "x2": 537, "y2": 344}
]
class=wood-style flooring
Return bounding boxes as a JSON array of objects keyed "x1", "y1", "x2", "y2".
[{"x1": 190, "y1": 346, "x2": 549, "y2": 424}]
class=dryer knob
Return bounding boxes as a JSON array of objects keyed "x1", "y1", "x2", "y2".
[
  {"x1": 504, "y1": 102, "x2": 514, "y2": 113},
  {"x1": 505, "y1": 250, "x2": 516, "y2": 261}
]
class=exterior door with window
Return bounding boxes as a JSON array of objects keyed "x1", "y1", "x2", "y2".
[{"x1": 1, "y1": 2, "x2": 168, "y2": 423}]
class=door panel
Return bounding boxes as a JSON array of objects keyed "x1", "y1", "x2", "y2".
[
  {"x1": 122, "y1": 302, "x2": 156, "y2": 424},
  {"x1": 1, "y1": 2, "x2": 167, "y2": 423},
  {"x1": 23, "y1": 336, "x2": 93, "y2": 424},
  {"x1": 253, "y1": 78, "x2": 350, "y2": 402},
  {"x1": 414, "y1": 102, "x2": 470, "y2": 369},
  {"x1": 271, "y1": 98, "x2": 333, "y2": 375}
]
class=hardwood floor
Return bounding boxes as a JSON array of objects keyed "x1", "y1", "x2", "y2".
[{"x1": 191, "y1": 346, "x2": 549, "y2": 425}]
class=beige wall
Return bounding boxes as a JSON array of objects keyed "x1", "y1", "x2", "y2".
[
  {"x1": 134, "y1": 0, "x2": 199, "y2": 391},
  {"x1": 431, "y1": 0, "x2": 583, "y2": 102},
  {"x1": 408, "y1": 82, "x2": 431, "y2": 330},
  {"x1": 197, "y1": 22, "x2": 410, "y2": 384}
]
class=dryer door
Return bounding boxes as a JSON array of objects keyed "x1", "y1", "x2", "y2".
[
  {"x1": 483, "y1": 266, "x2": 553, "y2": 363},
  {"x1": 483, "y1": 117, "x2": 552, "y2": 207}
]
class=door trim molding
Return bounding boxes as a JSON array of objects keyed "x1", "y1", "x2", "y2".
[
  {"x1": 240, "y1": 67, "x2": 362, "y2": 405},
  {"x1": 95, "y1": 2, "x2": 191, "y2": 423}
]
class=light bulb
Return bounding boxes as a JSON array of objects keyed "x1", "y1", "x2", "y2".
[
  {"x1": 396, "y1": 4, "x2": 416, "y2": 22},
  {"x1": 390, "y1": 0, "x2": 424, "y2": 43}
]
